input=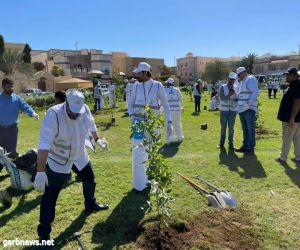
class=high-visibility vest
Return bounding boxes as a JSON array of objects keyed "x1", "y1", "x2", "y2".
[
  {"x1": 165, "y1": 87, "x2": 181, "y2": 111},
  {"x1": 219, "y1": 84, "x2": 238, "y2": 112},
  {"x1": 132, "y1": 80, "x2": 160, "y2": 121},
  {"x1": 237, "y1": 75, "x2": 258, "y2": 113}
]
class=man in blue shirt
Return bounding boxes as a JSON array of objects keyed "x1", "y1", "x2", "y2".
[{"x1": 0, "y1": 78, "x2": 39, "y2": 161}]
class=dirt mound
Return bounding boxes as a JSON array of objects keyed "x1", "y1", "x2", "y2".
[{"x1": 139, "y1": 206, "x2": 260, "y2": 250}]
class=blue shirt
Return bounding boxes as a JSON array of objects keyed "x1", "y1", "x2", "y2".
[{"x1": 0, "y1": 92, "x2": 35, "y2": 125}]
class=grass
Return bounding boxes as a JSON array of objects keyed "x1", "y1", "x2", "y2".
[{"x1": 1, "y1": 89, "x2": 300, "y2": 249}]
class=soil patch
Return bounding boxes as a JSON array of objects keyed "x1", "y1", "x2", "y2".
[
  {"x1": 95, "y1": 121, "x2": 116, "y2": 131},
  {"x1": 256, "y1": 127, "x2": 278, "y2": 140},
  {"x1": 138, "y1": 206, "x2": 260, "y2": 250}
]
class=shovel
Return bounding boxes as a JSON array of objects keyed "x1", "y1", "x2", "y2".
[
  {"x1": 177, "y1": 172, "x2": 226, "y2": 209},
  {"x1": 193, "y1": 175, "x2": 237, "y2": 208}
]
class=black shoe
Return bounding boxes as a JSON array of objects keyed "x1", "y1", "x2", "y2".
[
  {"x1": 245, "y1": 148, "x2": 254, "y2": 154},
  {"x1": 228, "y1": 144, "x2": 234, "y2": 150},
  {"x1": 235, "y1": 147, "x2": 246, "y2": 153},
  {"x1": 39, "y1": 235, "x2": 50, "y2": 241},
  {"x1": 85, "y1": 203, "x2": 109, "y2": 213},
  {"x1": 216, "y1": 145, "x2": 225, "y2": 149}
]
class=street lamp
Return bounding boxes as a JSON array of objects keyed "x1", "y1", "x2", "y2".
[{"x1": 75, "y1": 42, "x2": 79, "y2": 77}]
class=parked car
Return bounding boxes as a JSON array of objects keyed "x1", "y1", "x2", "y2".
[
  {"x1": 22, "y1": 88, "x2": 52, "y2": 97},
  {"x1": 24, "y1": 88, "x2": 43, "y2": 94},
  {"x1": 100, "y1": 84, "x2": 109, "y2": 98}
]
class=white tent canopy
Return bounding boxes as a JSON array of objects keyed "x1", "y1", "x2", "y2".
[{"x1": 88, "y1": 70, "x2": 104, "y2": 75}]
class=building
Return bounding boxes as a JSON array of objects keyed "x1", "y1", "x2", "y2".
[
  {"x1": 176, "y1": 52, "x2": 222, "y2": 82},
  {"x1": 253, "y1": 53, "x2": 300, "y2": 77},
  {"x1": 111, "y1": 52, "x2": 165, "y2": 79},
  {"x1": 4, "y1": 43, "x2": 25, "y2": 53},
  {"x1": 49, "y1": 49, "x2": 112, "y2": 81},
  {"x1": 176, "y1": 52, "x2": 240, "y2": 83},
  {"x1": 112, "y1": 52, "x2": 128, "y2": 75},
  {"x1": 125, "y1": 57, "x2": 164, "y2": 79}
]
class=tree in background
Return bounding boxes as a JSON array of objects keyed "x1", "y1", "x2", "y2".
[
  {"x1": 240, "y1": 53, "x2": 257, "y2": 74},
  {"x1": 22, "y1": 44, "x2": 32, "y2": 63},
  {"x1": 0, "y1": 34, "x2": 5, "y2": 72},
  {"x1": 51, "y1": 65, "x2": 64, "y2": 77},
  {"x1": 2, "y1": 49, "x2": 20, "y2": 75},
  {"x1": 112, "y1": 74, "x2": 124, "y2": 85},
  {"x1": 161, "y1": 65, "x2": 171, "y2": 76},
  {"x1": 202, "y1": 60, "x2": 228, "y2": 84},
  {"x1": 33, "y1": 62, "x2": 45, "y2": 72}
]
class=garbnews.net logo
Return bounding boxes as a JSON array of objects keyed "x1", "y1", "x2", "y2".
[{"x1": 2, "y1": 239, "x2": 54, "y2": 247}]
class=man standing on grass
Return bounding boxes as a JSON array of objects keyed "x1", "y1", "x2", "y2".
[
  {"x1": 93, "y1": 83, "x2": 103, "y2": 112},
  {"x1": 0, "y1": 78, "x2": 39, "y2": 158},
  {"x1": 217, "y1": 72, "x2": 238, "y2": 149},
  {"x1": 164, "y1": 77, "x2": 184, "y2": 144},
  {"x1": 33, "y1": 89, "x2": 109, "y2": 241},
  {"x1": 276, "y1": 68, "x2": 300, "y2": 164},
  {"x1": 128, "y1": 62, "x2": 172, "y2": 192},
  {"x1": 235, "y1": 67, "x2": 259, "y2": 154}
]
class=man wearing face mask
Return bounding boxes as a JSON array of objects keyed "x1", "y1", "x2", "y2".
[
  {"x1": 0, "y1": 78, "x2": 39, "y2": 160},
  {"x1": 128, "y1": 62, "x2": 172, "y2": 192},
  {"x1": 34, "y1": 89, "x2": 109, "y2": 241}
]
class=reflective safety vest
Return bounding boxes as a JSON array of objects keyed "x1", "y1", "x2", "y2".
[
  {"x1": 237, "y1": 75, "x2": 258, "y2": 113},
  {"x1": 219, "y1": 84, "x2": 238, "y2": 112},
  {"x1": 48, "y1": 104, "x2": 90, "y2": 169},
  {"x1": 165, "y1": 87, "x2": 181, "y2": 111},
  {"x1": 132, "y1": 80, "x2": 160, "y2": 121}
]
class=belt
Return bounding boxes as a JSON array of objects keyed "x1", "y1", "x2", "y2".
[{"x1": 0, "y1": 123, "x2": 17, "y2": 128}]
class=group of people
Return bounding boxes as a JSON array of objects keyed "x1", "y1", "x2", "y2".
[
  {"x1": 217, "y1": 67, "x2": 259, "y2": 153},
  {"x1": 217, "y1": 66, "x2": 300, "y2": 165},
  {"x1": 267, "y1": 78, "x2": 280, "y2": 99},
  {"x1": 93, "y1": 81, "x2": 117, "y2": 112},
  {"x1": 0, "y1": 63, "x2": 299, "y2": 243}
]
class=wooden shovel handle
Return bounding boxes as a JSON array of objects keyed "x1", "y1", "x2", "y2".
[{"x1": 177, "y1": 172, "x2": 209, "y2": 194}]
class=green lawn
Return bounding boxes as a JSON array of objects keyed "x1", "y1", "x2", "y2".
[{"x1": 1, "y1": 89, "x2": 300, "y2": 249}]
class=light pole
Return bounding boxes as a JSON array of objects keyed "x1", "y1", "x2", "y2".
[{"x1": 75, "y1": 42, "x2": 78, "y2": 77}]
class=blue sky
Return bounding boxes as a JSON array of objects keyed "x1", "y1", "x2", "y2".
[{"x1": 1, "y1": 0, "x2": 299, "y2": 66}]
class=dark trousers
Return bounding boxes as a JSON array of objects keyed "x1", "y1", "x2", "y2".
[
  {"x1": 273, "y1": 89, "x2": 278, "y2": 98},
  {"x1": 0, "y1": 124, "x2": 18, "y2": 154},
  {"x1": 239, "y1": 109, "x2": 256, "y2": 150},
  {"x1": 94, "y1": 98, "x2": 101, "y2": 111},
  {"x1": 268, "y1": 88, "x2": 272, "y2": 98},
  {"x1": 194, "y1": 95, "x2": 201, "y2": 112},
  {"x1": 37, "y1": 162, "x2": 96, "y2": 238}
]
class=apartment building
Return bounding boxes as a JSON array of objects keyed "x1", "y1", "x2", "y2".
[
  {"x1": 253, "y1": 53, "x2": 300, "y2": 76},
  {"x1": 176, "y1": 52, "x2": 240, "y2": 83}
]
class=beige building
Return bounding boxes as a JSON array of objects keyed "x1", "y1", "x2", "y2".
[
  {"x1": 253, "y1": 53, "x2": 300, "y2": 76},
  {"x1": 176, "y1": 52, "x2": 240, "y2": 83},
  {"x1": 111, "y1": 52, "x2": 164, "y2": 79},
  {"x1": 112, "y1": 52, "x2": 128, "y2": 75},
  {"x1": 5, "y1": 43, "x2": 25, "y2": 53},
  {"x1": 176, "y1": 52, "x2": 224, "y2": 82},
  {"x1": 125, "y1": 57, "x2": 164, "y2": 79}
]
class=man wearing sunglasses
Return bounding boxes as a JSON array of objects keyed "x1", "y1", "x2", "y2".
[
  {"x1": 34, "y1": 89, "x2": 109, "y2": 241},
  {"x1": 235, "y1": 67, "x2": 259, "y2": 154}
]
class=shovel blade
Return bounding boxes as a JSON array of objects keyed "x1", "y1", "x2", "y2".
[
  {"x1": 207, "y1": 193, "x2": 226, "y2": 209},
  {"x1": 219, "y1": 191, "x2": 237, "y2": 208}
]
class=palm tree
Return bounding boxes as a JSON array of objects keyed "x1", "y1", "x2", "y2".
[
  {"x1": 2, "y1": 49, "x2": 20, "y2": 75},
  {"x1": 241, "y1": 53, "x2": 257, "y2": 74}
]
